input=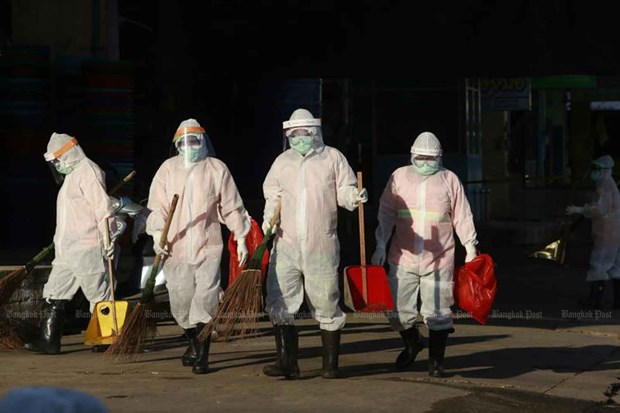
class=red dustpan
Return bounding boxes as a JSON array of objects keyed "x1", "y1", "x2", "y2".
[{"x1": 343, "y1": 172, "x2": 394, "y2": 313}]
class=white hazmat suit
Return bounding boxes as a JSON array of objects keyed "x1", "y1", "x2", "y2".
[
  {"x1": 25, "y1": 133, "x2": 117, "y2": 355},
  {"x1": 43, "y1": 133, "x2": 117, "y2": 309},
  {"x1": 145, "y1": 118, "x2": 251, "y2": 374},
  {"x1": 566, "y1": 155, "x2": 620, "y2": 308},
  {"x1": 146, "y1": 119, "x2": 250, "y2": 329},
  {"x1": 261, "y1": 108, "x2": 367, "y2": 380}
]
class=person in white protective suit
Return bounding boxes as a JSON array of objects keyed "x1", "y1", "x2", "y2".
[
  {"x1": 370, "y1": 131, "x2": 479, "y2": 378},
  {"x1": 24, "y1": 133, "x2": 123, "y2": 355},
  {"x1": 566, "y1": 155, "x2": 620, "y2": 309},
  {"x1": 261, "y1": 108, "x2": 368, "y2": 379},
  {"x1": 145, "y1": 118, "x2": 251, "y2": 374}
]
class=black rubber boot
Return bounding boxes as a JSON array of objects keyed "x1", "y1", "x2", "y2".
[
  {"x1": 590, "y1": 281, "x2": 605, "y2": 309},
  {"x1": 182, "y1": 328, "x2": 197, "y2": 367},
  {"x1": 395, "y1": 325, "x2": 425, "y2": 370},
  {"x1": 192, "y1": 323, "x2": 211, "y2": 374},
  {"x1": 23, "y1": 299, "x2": 67, "y2": 354},
  {"x1": 321, "y1": 330, "x2": 341, "y2": 379},
  {"x1": 428, "y1": 329, "x2": 452, "y2": 378},
  {"x1": 613, "y1": 280, "x2": 620, "y2": 309},
  {"x1": 280, "y1": 325, "x2": 300, "y2": 379},
  {"x1": 263, "y1": 325, "x2": 285, "y2": 376}
]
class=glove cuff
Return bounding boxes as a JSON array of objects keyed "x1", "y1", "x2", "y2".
[{"x1": 464, "y1": 242, "x2": 478, "y2": 254}]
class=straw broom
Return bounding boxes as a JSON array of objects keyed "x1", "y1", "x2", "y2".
[
  {"x1": 0, "y1": 323, "x2": 23, "y2": 350},
  {"x1": 0, "y1": 171, "x2": 136, "y2": 350},
  {"x1": 199, "y1": 202, "x2": 281, "y2": 342},
  {"x1": 105, "y1": 193, "x2": 179, "y2": 360}
]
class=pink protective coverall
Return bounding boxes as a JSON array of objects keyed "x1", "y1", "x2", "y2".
[
  {"x1": 375, "y1": 148, "x2": 477, "y2": 331},
  {"x1": 42, "y1": 133, "x2": 115, "y2": 310},
  {"x1": 146, "y1": 154, "x2": 250, "y2": 329}
]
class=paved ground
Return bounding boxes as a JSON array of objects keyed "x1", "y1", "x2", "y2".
[
  {"x1": 1, "y1": 227, "x2": 620, "y2": 412},
  {"x1": 0, "y1": 316, "x2": 618, "y2": 413}
]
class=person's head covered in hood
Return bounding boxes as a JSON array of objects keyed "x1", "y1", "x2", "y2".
[
  {"x1": 43, "y1": 133, "x2": 87, "y2": 185},
  {"x1": 590, "y1": 154, "x2": 615, "y2": 182},
  {"x1": 172, "y1": 118, "x2": 215, "y2": 168},
  {"x1": 283, "y1": 108, "x2": 323, "y2": 156},
  {"x1": 410, "y1": 132, "x2": 443, "y2": 176}
]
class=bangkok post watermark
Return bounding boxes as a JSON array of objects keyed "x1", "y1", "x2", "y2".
[
  {"x1": 486, "y1": 310, "x2": 544, "y2": 320},
  {"x1": 560, "y1": 309, "x2": 613, "y2": 320},
  {"x1": 2, "y1": 309, "x2": 45, "y2": 321},
  {"x1": 350, "y1": 309, "x2": 546, "y2": 320},
  {"x1": 3, "y1": 309, "x2": 99, "y2": 321}
]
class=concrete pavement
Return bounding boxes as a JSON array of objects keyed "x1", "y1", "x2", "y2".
[
  {"x1": 0, "y1": 315, "x2": 618, "y2": 413},
  {"x1": 1, "y1": 233, "x2": 620, "y2": 412}
]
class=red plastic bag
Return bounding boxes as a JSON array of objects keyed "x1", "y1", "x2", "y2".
[
  {"x1": 453, "y1": 253, "x2": 497, "y2": 325},
  {"x1": 227, "y1": 218, "x2": 270, "y2": 286}
]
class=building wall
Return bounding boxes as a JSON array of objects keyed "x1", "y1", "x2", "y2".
[
  {"x1": 481, "y1": 111, "x2": 510, "y2": 218},
  {"x1": 568, "y1": 100, "x2": 593, "y2": 180},
  {"x1": 11, "y1": 0, "x2": 111, "y2": 57}
]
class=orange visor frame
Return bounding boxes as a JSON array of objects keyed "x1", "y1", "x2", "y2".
[
  {"x1": 173, "y1": 126, "x2": 205, "y2": 144},
  {"x1": 50, "y1": 137, "x2": 79, "y2": 160}
]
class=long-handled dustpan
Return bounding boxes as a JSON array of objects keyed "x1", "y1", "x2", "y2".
[
  {"x1": 343, "y1": 172, "x2": 394, "y2": 313},
  {"x1": 84, "y1": 217, "x2": 129, "y2": 346},
  {"x1": 528, "y1": 215, "x2": 584, "y2": 265}
]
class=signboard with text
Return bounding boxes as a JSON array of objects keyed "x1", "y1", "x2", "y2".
[{"x1": 481, "y1": 78, "x2": 531, "y2": 111}]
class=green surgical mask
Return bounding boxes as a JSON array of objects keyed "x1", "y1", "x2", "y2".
[
  {"x1": 413, "y1": 163, "x2": 440, "y2": 176},
  {"x1": 290, "y1": 136, "x2": 314, "y2": 155},
  {"x1": 590, "y1": 170, "x2": 603, "y2": 181},
  {"x1": 55, "y1": 162, "x2": 73, "y2": 175},
  {"x1": 179, "y1": 147, "x2": 203, "y2": 163}
]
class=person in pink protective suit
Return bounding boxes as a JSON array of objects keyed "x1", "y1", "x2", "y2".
[
  {"x1": 566, "y1": 155, "x2": 620, "y2": 310},
  {"x1": 261, "y1": 108, "x2": 368, "y2": 380},
  {"x1": 24, "y1": 133, "x2": 122, "y2": 354},
  {"x1": 371, "y1": 131, "x2": 479, "y2": 378},
  {"x1": 146, "y1": 118, "x2": 250, "y2": 374}
]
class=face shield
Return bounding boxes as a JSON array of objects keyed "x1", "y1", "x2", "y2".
[
  {"x1": 43, "y1": 137, "x2": 79, "y2": 186},
  {"x1": 283, "y1": 118, "x2": 322, "y2": 156},
  {"x1": 171, "y1": 125, "x2": 215, "y2": 167}
]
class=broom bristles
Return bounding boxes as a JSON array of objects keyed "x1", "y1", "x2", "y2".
[
  {"x1": 0, "y1": 266, "x2": 28, "y2": 305},
  {"x1": 199, "y1": 269, "x2": 264, "y2": 342},
  {"x1": 0, "y1": 323, "x2": 23, "y2": 350},
  {"x1": 0, "y1": 267, "x2": 29, "y2": 351},
  {"x1": 104, "y1": 302, "x2": 158, "y2": 361}
]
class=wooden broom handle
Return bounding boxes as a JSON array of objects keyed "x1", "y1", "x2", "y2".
[
  {"x1": 104, "y1": 217, "x2": 119, "y2": 335},
  {"x1": 357, "y1": 172, "x2": 368, "y2": 303},
  {"x1": 152, "y1": 194, "x2": 179, "y2": 269},
  {"x1": 109, "y1": 170, "x2": 136, "y2": 196},
  {"x1": 357, "y1": 172, "x2": 366, "y2": 265},
  {"x1": 270, "y1": 201, "x2": 282, "y2": 228}
]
